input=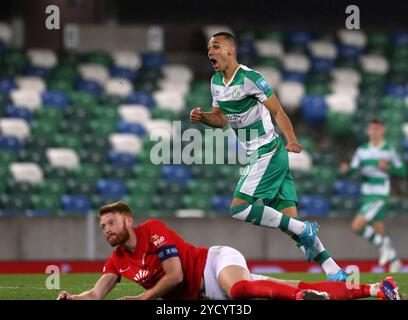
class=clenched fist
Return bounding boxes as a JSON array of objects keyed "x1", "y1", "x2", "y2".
[
  {"x1": 190, "y1": 107, "x2": 203, "y2": 123},
  {"x1": 57, "y1": 291, "x2": 73, "y2": 300}
]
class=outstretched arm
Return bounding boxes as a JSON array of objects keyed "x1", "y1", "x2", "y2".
[
  {"x1": 57, "y1": 273, "x2": 119, "y2": 300},
  {"x1": 262, "y1": 94, "x2": 302, "y2": 153}
]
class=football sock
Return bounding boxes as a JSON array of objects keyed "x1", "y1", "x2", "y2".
[
  {"x1": 230, "y1": 204, "x2": 306, "y2": 235},
  {"x1": 358, "y1": 225, "x2": 386, "y2": 246},
  {"x1": 230, "y1": 280, "x2": 300, "y2": 300},
  {"x1": 284, "y1": 230, "x2": 341, "y2": 275},
  {"x1": 297, "y1": 281, "x2": 372, "y2": 300}
]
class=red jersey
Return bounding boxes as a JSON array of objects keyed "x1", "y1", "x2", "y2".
[{"x1": 103, "y1": 219, "x2": 208, "y2": 299}]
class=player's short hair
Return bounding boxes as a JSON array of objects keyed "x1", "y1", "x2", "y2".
[
  {"x1": 212, "y1": 31, "x2": 238, "y2": 48},
  {"x1": 368, "y1": 118, "x2": 385, "y2": 126},
  {"x1": 99, "y1": 200, "x2": 133, "y2": 217}
]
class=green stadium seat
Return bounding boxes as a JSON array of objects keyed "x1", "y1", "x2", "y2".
[
  {"x1": 182, "y1": 194, "x2": 211, "y2": 211},
  {"x1": 31, "y1": 120, "x2": 59, "y2": 138},
  {"x1": 38, "y1": 178, "x2": 66, "y2": 195},
  {"x1": 17, "y1": 149, "x2": 45, "y2": 163},
  {"x1": 53, "y1": 133, "x2": 83, "y2": 151},
  {"x1": 133, "y1": 164, "x2": 161, "y2": 181},
  {"x1": 326, "y1": 112, "x2": 353, "y2": 136},
  {"x1": 187, "y1": 179, "x2": 214, "y2": 196},
  {"x1": 30, "y1": 194, "x2": 59, "y2": 213},
  {"x1": 90, "y1": 119, "x2": 117, "y2": 136},
  {"x1": 151, "y1": 194, "x2": 181, "y2": 211},
  {"x1": 66, "y1": 178, "x2": 96, "y2": 196},
  {"x1": 151, "y1": 108, "x2": 179, "y2": 121},
  {"x1": 127, "y1": 179, "x2": 157, "y2": 195},
  {"x1": 98, "y1": 93, "x2": 124, "y2": 106},
  {"x1": 74, "y1": 164, "x2": 102, "y2": 181},
  {"x1": 123, "y1": 195, "x2": 151, "y2": 214},
  {"x1": 0, "y1": 163, "x2": 11, "y2": 180},
  {"x1": 68, "y1": 92, "x2": 97, "y2": 108},
  {"x1": 0, "y1": 194, "x2": 31, "y2": 211},
  {"x1": 6, "y1": 180, "x2": 37, "y2": 194},
  {"x1": 101, "y1": 164, "x2": 131, "y2": 179},
  {"x1": 0, "y1": 150, "x2": 17, "y2": 164},
  {"x1": 79, "y1": 149, "x2": 106, "y2": 164},
  {"x1": 84, "y1": 50, "x2": 112, "y2": 66}
]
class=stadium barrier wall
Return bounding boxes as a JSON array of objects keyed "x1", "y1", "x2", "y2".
[{"x1": 0, "y1": 216, "x2": 407, "y2": 261}]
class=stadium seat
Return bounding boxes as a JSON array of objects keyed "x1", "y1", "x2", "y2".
[
  {"x1": 61, "y1": 195, "x2": 91, "y2": 214},
  {"x1": 182, "y1": 194, "x2": 211, "y2": 211},
  {"x1": 38, "y1": 178, "x2": 66, "y2": 195},
  {"x1": 333, "y1": 180, "x2": 360, "y2": 197},
  {"x1": 127, "y1": 91, "x2": 155, "y2": 108},
  {"x1": 308, "y1": 40, "x2": 337, "y2": 59},
  {"x1": 141, "y1": 52, "x2": 166, "y2": 69},
  {"x1": 30, "y1": 194, "x2": 59, "y2": 213},
  {"x1": 110, "y1": 66, "x2": 137, "y2": 81},
  {"x1": 161, "y1": 165, "x2": 191, "y2": 184},
  {"x1": 10, "y1": 89, "x2": 41, "y2": 111},
  {"x1": 27, "y1": 49, "x2": 58, "y2": 68},
  {"x1": 277, "y1": 81, "x2": 305, "y2": 112},
  {"x1": 116, "y1": 120, "x2": 146, "y2": 137},
  {"x1": 211, "y1": 195, "x2": 233, "y2": 213},
  {"x1": 75, "y1": 79, "x2": 103, "y2": 96},
  {"x1": 0, "y1": 77, "x2": 15, "y2": 93},
  {"x1": 112, "y1": 50, "x2": 141, "y2": 70},
  {"x1": 109, "y1": 133, "x2": 143, "y2": 155},
  {"x1": 16, "y1": 76, "x2": 46, "y2": 93},
  {"x1": 0, "y1": 118, "x2": 30, "y2": 141},
  {"x1": 0, "y1": 135, "x2": 21, "y2": 151},
  {"x1": 107, "y1": 150, "x2": 137, "y2": 168},
  {"x1": 299, "y1": 195, "x2": 330, "y2": 217},
  {"x1": 78, "y1": 63, "x2": 109, "y2": 85},
  {"x1": 254, "y1": 40, "x2": 284, "y2": 58},
  {"x1": 104, "y1": 78, "x2": 133, "y2": 97},
  {"x1": 5, "y1": 105, "x2": 34, "y2": 122},
  {"x1": 46, "y1": 148, "x2": 80, "y2": 170},
  {"x1": 283, "y1": 53, "x2": 310, "y2": 73},
  {"x1": 118, "y1": 104, "x2": 151, "y2": 124},
  {"x1": 96, "y1": 179, "x2": 127, "y2": 198},
  {"x1": 24, "y1": 65, "x2": 51, "y2": 78},
  {"x1": 300, "y1": 94, "x2": 327, "y2": 124},
  {"x1": 127, "y1": 179, "x2": 157, "y2": 195},
  {"x1": 9, "y1": 162, "x2": 43, "y2": 184}
]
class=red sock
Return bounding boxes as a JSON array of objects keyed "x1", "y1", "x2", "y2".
[
  {"x1": 298, "y1": 281, "x2": 371, "y2": 300},
  {"x1": 230, "y1": 280, "x2": 300, "y2": 300}
]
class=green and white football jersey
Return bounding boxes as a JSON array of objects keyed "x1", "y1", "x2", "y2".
[
  {"x1": 350, "y1": 141, "x2": 404, "y2": 199},
  {"x1": 211, "y1": 65, "x2": 276, "y2": 156}
]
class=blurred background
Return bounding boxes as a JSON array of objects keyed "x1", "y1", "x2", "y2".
[{"x1": 0, "y1": 0, "x2": 407, "y2": 273}]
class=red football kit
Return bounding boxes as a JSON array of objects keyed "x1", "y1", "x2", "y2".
[{"x1": 103, "y1": 219, "x2": 208, "y2": 299}]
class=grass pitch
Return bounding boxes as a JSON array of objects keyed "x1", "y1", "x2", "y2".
[{"x1": 0, "y1": 273, "x2": 406, "y2": 300}]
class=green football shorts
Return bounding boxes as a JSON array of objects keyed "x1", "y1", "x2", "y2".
[
  {"x1": 234, "y1": 137, "x2": 298, "y2": 210},
  {"x1": 358, "y1": 197, "x2": 388, "y2": 222}
]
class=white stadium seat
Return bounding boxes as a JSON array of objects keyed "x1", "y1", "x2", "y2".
[
  {"x1": 16, "y1": 76, "x2": 47, "y2": 93},
  {"x1": 104, "y1": 78, "x2": 133, "y2": 97},
  {"x1": 162, "y1": 64, "x2": 193, "y2": 83},
  {"x1": 402, "y1": 123, "x2": 408, "y2": 139},
  {"x1": 0, "y1": 118, "x2": 30, "y2": 141},
  {"x1": 360, "y1": 54, "x2": 389, "y2": 74},
  {"x1": 119, "y1": 105, "x2": 151, "y2": 124},
  {"x1": 109, "y1": 133, "x2": 143, "y2": 155},
  {"x1": 27, "y1": 49, "x2": 58, "y2": 68},
  {"x1": 330, "y1": 82, "x2": 360, "y2": 99},
  {"x1": 10, "y1": 89, "x2": 41, "y2": 110},
  {"x1": 276, "y1": 81, "x2": 305, "y2": 112},
  {"x1": 9, "y1": 162, "x2": 44, "y2": 184},
  {"x1": 254, "y1": 40, "x2": 284, "y2": 58},
  {"x1": 331, "y1": 68, "x2": 361, "y2": 86},
  {"x1": 46, "y1": 148, "x2": 80, "y2": 170},
  {"x1": 112, "y1": 50, "x2": 141, "y2": 70},
  {"x1": 78, "y1": 64, "x2": 110, "y2": 85},
  {"x1": 153, "y1": 90, "x2": 185, "y2": 112},
  {"x1": 288, "y1": 150, "x2": 313, "y2": 172},
  {"x1": 283, "y1": 53, "x2": 310, "y2": 73},
  {"x1": 325, "y1": 93, "x2": 357, "y2": 114},
  {"x1": 254, "y1": 66, "x2": 281, "y2": 89},
  {"x1": 0, "y1": 22, "x2": 12, "y2": 44},
  {"x1": 158, "y1": 79, "x2": 191, "y2": 96},
  {"x1": 337, "y1": 29, "x2": 367, "y2": 48},
  {"x1": 144, "y1": 119, "x2": 174, "y2": 140},
  {"x1": 308, "y1": 40, "x2": 338, "y2": 59}
]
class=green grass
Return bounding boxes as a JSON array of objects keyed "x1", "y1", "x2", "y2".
[{"x1": 0, "y1": 273, "x2": 406, "y2": 300}]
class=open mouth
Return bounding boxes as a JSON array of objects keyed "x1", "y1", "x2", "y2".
[{"x1": 210, "y1": 58, "x2": 218, "y2": 69}]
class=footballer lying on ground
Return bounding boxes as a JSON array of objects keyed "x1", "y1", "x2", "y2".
[{"x1": 57, "y1": 201, "x2": 400, "y2": 300}]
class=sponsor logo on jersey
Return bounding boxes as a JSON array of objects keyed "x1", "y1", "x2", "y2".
[
  {"x1": 232, "y1": 88, "x2": 240, "y2": 99},
  {"x1": 256, "y1": 78, "x2": 271, "y2": 92},
  {"x1": 151, "y1": 234, "x2": 166, "y2": 247},
  {"x1": 134, "y1": 269, "x2": 150, "y2": 283}
]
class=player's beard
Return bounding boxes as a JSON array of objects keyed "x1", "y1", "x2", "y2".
[{"x1": 107, "y1": 222, "x2": 130, "y2": 247}]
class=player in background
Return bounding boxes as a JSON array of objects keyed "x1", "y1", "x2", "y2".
[
  {"x1": 189, "y1": 31, "x2": 348, "y2": 281},
  {"x1": 56, "y1": 201, "x2": 400, "y2": 300},
  {"x1": 341, "y1": 118, "x2": 406, "y2": 272}
]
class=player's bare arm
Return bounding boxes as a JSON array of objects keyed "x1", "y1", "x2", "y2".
[
  {"x1": 190, "y1": 106, "x2": 228, "y2": 128},
  {"x1": 262, "y1": 94, "x2": 302, "y2": 153},
  {"x1": 57, "y1": 273, "x2": 118, "y2": 300},
  {"x1": 118, "y1": 256, "x2": 184, "y2": 300}
]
